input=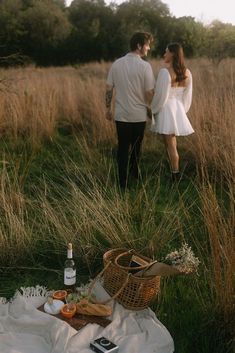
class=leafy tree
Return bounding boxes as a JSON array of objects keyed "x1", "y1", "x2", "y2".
[
  {"x1": 0, "y1": 0, "x2": 71, "y2": 66},
  {"x1": 203, "y1": 21, "x2": 235, "y2": 63},
  {"x1": 0, "y1": 0, "x2": 234, "y2": 66},
  {"x1": 67, "y1": 0, "x2": 116, "y2": 62},
  {"x1": 20, "y1": 0, "x2": 72, "y2": 65},
  {"x1": 164, "y1": 16, "x2": 206, "y2": 57},
  {"x1": 53, "y1": 0, "x2": 66, "y2": 9},
  {"x1": 115, "y1": 0, "x2": 171, "y2": 57},
  {"x1": 0, "y1": 0, "x2": 26, "y2": 60}
]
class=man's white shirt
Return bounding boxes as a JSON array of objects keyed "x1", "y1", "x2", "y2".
[{"x1": 107, "y1": 53, "x2": 155, "y2": 122}]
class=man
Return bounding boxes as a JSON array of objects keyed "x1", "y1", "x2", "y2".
[{"x1": 105, "y1": 32, "x2": 155, "y2": 189}]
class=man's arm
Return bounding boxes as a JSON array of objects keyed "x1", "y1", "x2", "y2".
[{"x1": 105, "y1": 84, "x2": 113, "y2": 120}]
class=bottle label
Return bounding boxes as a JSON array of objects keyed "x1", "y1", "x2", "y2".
[{"x1": 64, "y1": 268, "x2": 76, "y2": 285}]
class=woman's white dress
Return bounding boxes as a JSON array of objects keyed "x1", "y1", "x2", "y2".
[{"x1": 151, "y1": 68, "x2": 194, "y2": 136}]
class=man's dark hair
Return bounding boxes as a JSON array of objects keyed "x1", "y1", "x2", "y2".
[{"x1": 130, "y1": 32, "x2": 153, "y2": 51}]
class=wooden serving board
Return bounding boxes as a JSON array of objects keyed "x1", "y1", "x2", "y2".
[{"x1": 37, "y1": 304, "x2": 112, "y2": 331}]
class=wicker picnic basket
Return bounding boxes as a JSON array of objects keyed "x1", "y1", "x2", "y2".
[{"x1": 102, "y1": 248, "x2": 161, "y2": 310}]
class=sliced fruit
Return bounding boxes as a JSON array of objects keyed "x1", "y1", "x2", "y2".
[
  {"x1": 52, "y1": 290, "x2": 67, "y2": 301},
  {"x1": 60, "y1": 303, "x2": 76, "y2": 319}
]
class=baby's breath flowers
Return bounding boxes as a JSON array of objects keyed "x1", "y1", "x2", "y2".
[{"x1": 164, "y1": 243, "x2": 200, "y2": 274}]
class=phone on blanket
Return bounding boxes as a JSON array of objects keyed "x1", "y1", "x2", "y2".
[{"x1": 90, "y1": 336, "x2": 119, "y2": 353}]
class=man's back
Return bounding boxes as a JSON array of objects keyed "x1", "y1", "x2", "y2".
[{"x1": 107, "y1": 53, "x2": 154, "y2": 122}]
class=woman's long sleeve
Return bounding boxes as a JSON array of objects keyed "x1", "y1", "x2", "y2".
[
  {"x1": 182, "y1": 70, "x2": 193, "y2": 113},
  {"x1": 151, "y1": 69, "x2": 171, "y2": 114}
]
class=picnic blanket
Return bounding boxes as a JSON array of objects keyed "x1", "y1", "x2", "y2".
[{"x1": 0, "y1": 283, "x2": 174, "y2": 353}]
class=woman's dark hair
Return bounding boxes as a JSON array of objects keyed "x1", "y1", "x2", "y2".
[
  {"x1": 130, "y1": 32, "x2": 153, "y2": 51},
  {"x1": 167, "y1": 42, "x2": 186, "y2": 82}
]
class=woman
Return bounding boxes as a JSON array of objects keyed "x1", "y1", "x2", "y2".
[{"x1": 151, "y1": 43, "x2": 194, "y2": 180}]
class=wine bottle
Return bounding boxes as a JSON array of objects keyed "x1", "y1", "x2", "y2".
[{"x1": 64, "y1": 243, "x2": 76, "y2": 290}]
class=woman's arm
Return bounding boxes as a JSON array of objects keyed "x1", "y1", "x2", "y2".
[{"x1": 151, "y1": 68, "x2": 171, "y2": 114}]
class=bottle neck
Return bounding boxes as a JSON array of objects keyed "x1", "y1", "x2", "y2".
[{"x1": 67, "y1": 249, "x2": 73, "y2": 259}]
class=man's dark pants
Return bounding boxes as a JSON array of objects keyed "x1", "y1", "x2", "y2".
[{"x1": 115, "y1": 121, "x2": 146, "y2": 188}]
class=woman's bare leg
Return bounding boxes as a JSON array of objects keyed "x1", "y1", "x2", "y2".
[{"x1": 163, "y1": 134, "x2": 179, "y2": 172}]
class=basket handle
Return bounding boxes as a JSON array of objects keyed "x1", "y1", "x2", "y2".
[
  {"x1": 87, "y1": 261, "x2": 131, "y2": 305},
  {"x1": 114, "y1": 249, "x2": 155, "y2": 271}
]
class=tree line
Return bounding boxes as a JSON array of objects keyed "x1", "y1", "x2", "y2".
[{"x1": 0, "y1": 0, "x2": 234, "y2": 66}]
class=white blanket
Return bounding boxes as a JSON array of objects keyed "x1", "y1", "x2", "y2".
[{"x1": 0, "y1": 284, "x2": 174, "y2": 353}]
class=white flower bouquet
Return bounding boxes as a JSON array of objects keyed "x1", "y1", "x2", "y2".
[
  {"x1": 164, "y1": 243, "x2": 200, "y2": 274},
  {"x1": 135, "y1": 243, "x2": 200, "y2": 277}
]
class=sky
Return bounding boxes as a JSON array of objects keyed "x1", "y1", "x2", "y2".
[
  {"x1": 66, "y1": 0, "x2": 235, "y2": 25},
  {"x1": 163, "y1": 0, "x2": 234, "y2": 25}
]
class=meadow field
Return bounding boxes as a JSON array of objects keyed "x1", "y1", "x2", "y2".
[{"x1": 0, "y1": 59, "x2": 234, "y2": 353}]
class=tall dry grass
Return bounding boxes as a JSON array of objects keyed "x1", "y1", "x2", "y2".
[
  {"x1": 1, "y1": 58, "x2": 234, "y2": 172},
  {"x1": 199, "y1": 181, "x2": 234, "y2": 319},
  {"x1": 0, "y1": 63, "x2": 114, "y2": 146},
  {"x1": 186, "y1": 58, "x2": 235, "y2": 179},
  {"x1": 0, "y1": 162, "x2": 33, "y2": 265}
]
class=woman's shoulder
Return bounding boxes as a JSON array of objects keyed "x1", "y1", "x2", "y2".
[
  {"x1": 185, "y1": 68, "x2": 192, "y2": 78},
  {"x1": 157, "y1": 67, "x2": 171, "y2": 81},
  {"x1": 159, "y1": 67, "x2": 171, "y2": 75}
]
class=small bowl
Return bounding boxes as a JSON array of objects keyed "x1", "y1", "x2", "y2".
[
  {"x1": 60, "y1": 303, "x2": 77, "y2": 319},
  {"x1": 44, "y1": 299, "x2": 64, "y2": 315},
  {"x1": 52, "y1": 290, "x2": 67, "y2": 301}
]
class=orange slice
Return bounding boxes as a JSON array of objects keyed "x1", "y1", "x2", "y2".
[
  {"x1": 60, "y1": 303, "x2": 76, "y2": 319},
  {"x1": 52, "y1": 290, "x2": 67, "y2": 301}
]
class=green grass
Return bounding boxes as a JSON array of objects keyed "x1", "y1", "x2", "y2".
[{"x1": 0, "y1": 128, "x2": 234, "y2": 353}]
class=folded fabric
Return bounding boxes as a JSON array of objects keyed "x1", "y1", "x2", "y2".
[{"x1": 76, "y1": 298, "x2": 112, "y2": 317}]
